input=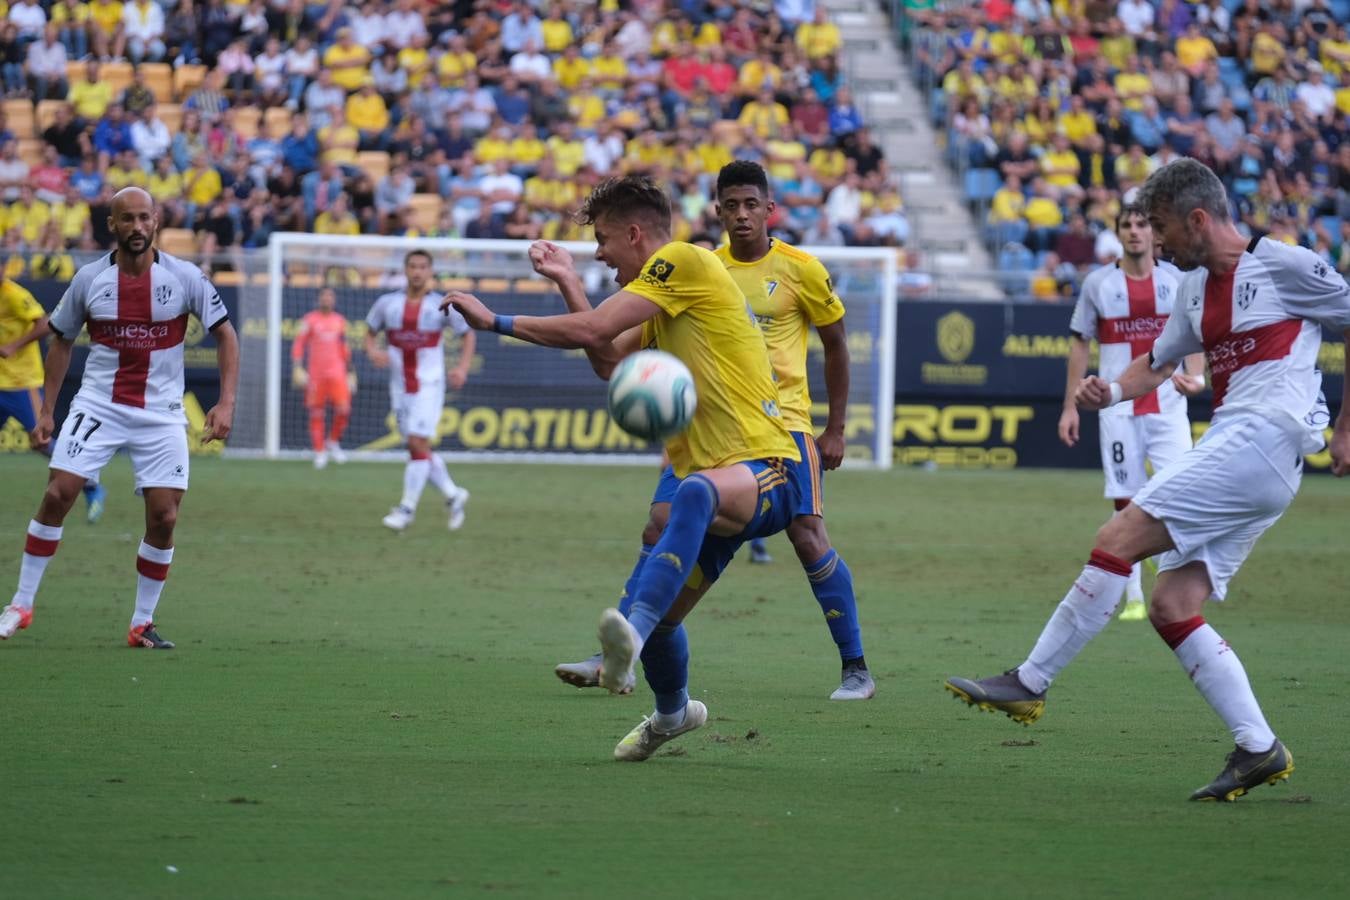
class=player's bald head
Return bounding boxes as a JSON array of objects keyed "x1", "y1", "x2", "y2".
[{"x1": 111, "y1": 186, "x2": 155, "y2": 217}]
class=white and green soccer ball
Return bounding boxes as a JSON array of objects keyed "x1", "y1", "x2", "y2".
[{"x1": 607, "y1": 350, "x2": 698, "y2": 442}]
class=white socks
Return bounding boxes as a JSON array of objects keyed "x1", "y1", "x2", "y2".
[
  {"x1": 1159, "y1": 617, "x2": 1277, "y2": 752},
  {"x1": 651, "y1": 706, "x2": 687, "y2": 733},
  {"x1": 13, "y1": 520, "x2": 62, "y2": 609},
  {"x1": 401, "y1": 457, "x2": 431, "y2": 510},
  {"x1": 1125, "y1": 563, "x2": 1144, "y2": 604},
  {"x1": 426, "y1": 453, "x2": 459, "y2": 499},
  {"x1": 133, "y1": 541, "x2": 174, "y2": 627},
  {"x1": 1019, "y1": 550, "x2": 1131, "y2": 694}
]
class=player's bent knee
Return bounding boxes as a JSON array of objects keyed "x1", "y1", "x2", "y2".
[
  {"x1": 788, "y1": 516, "x2": 831, "y2": 562},
  {"x1": 40, "y1": 475, "x2": 83, "y2": 516},
  {"x1": 1147, "y1": 564, "x2": 1211, "y2": 625}
]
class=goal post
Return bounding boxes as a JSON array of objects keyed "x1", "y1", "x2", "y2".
[{"x1": 232, "y1": 233, "x2": 897, "y2": 469}]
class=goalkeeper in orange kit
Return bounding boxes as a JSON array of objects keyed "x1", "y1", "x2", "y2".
[{"x1": 292, "y1": 288, "x2": 356, "y2": 469}]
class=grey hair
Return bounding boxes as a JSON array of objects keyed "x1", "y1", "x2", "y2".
[{"x1": 1135, "y1": 158, "x2": 1231, "y2": 223}]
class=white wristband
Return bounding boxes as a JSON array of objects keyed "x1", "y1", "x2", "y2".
[{"x1": 1108, "y1": 382, "x2": 1123, "y2": 406}]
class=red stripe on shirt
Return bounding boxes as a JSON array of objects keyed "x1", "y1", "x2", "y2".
[
  {"x1": 111, "y1": 271, "x2": 153, "y2": 407},
  {"x1": 1097, "y1": 274, "x2": 1164, "y2": 415},
  {"x1": 389, "y1": 299, "x2": 439, "y2": 393},
  {"x1": 1200, "y1": 270, "x2": 1301, "y2": 409}
]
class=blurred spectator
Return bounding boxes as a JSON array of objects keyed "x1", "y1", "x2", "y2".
[
  {"x1": 26, "y1": 25, "x2": 67, "y2": 101},
  {"x1": 42, "y1": 104, "x2": 89, "y2": 168},
  {"x1": 131, "y1": 105, "x2": 171, "y2": 169},
  {"x1": 118, "y1": 0, "x2": 167, "y2": 63}
]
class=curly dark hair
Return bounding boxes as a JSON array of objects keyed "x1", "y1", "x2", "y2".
[
  {"x1": 715, "y1": 160, "x2": 770, "y2": 199},
  {"x1": 574, "y1": 175, "x2": 672, "y2": 234}
]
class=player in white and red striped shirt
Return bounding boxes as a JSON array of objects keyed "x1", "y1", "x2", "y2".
[
  {"x1": 364, "y1": 249, "x2": 475, "y2": 532},
  {"x1": 0, "y1": 188, "x2": 240, "y2": 649},
  {"x1": 1059, "y1": 205, "x2": 1206, "y2": 620},
  {"x1": 948, "y1": 160, "x2": 1350, "y2": 801}
]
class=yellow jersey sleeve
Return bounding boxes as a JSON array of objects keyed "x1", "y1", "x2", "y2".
[
  {"x1": 1, "y1": 280, "x2": 44, "y2": 325},
  {"x1": 795, "y1": 253, "x2": 845, "y2": 328},
  {"x1": 623, "y1": 241, "x2": 711, "y2": 319}
]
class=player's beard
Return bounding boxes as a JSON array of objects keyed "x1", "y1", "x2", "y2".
[{"x1": 118, "y1": 231, "x2": 152, "y2": 257}]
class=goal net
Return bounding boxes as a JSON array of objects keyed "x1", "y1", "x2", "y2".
[{"x1": 231, "y1": 234, "x2": 897, "y2": 468}]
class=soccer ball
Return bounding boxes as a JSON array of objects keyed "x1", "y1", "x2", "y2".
[{"x1": 607, "y1": 350, "x2": 698, "y2": 441}]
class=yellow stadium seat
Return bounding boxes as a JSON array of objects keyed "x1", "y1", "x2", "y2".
[
  {"x1": 16, "y1": 138, "x2": 43, "y2": 167},
  {"x1": 263, "y1": 106, "x2": 293, "y2": 140},
  {"x1": 213, "y1": 270, "x2": 243, "y2": 286},
  {"x1": 157, "y1": 228, "x2": 197, "y2": 257},
  {"x1": 407, "y1": 194, "x2": 443, "y2": 232},
  {"x1": 356, "y1": 150, "x2": 390, "y2": 182},
  {"x1": 65, "y1": 61, "x2": 83, "y2": 84},
  {"x1": 234, "y1": 106, "x2": 261, "y2": 139},
  {"x1": 173, "y1": 64, "x2": 207, "y2": 101},
  {"x1": 102, "y1": 61, "x2": 134, "y2": 97},
  {"x1": 2, "y1": 99, "x2": 34, "y2": 139},
  {"x1": 158, "y1": 103, "x2": 182, "y2": 134},
  {"x1": 140, "y1": 63, "x2": 173, "y2": 103},
  {"x1": 35, "y1": 100, "x2": 65, "y2": 134}
]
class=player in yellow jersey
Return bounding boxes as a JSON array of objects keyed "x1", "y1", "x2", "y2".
[
  {"x1": 557, "y1": 161, "x2": 874, "y2": 701},
  {"x1": 0, "y1": 278, "x2": 105, "y2": 522},
  {"x1": 442, "y1": 175, "x2": 802, "y2": 761},
  {"x1": 712, "y1": 161, "x2": 872, "y2": 699}
]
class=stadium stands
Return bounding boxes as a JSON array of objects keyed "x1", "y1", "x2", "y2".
[
  {"x1": 0, "y1": 0, "x2": 902, "y2": 272},
  {"x1": 909, "y1": 0, "x2": 1350, "y2": 298}
]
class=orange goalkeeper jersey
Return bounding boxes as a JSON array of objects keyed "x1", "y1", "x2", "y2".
[{"x1": 292, "y1": 310, "x2": 350, "y2": 378}]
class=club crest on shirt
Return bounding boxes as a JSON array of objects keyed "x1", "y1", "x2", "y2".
[
  {"x1": 1157, "y1": 283, "x2": 1171, "y2": 303},
  {"x1": 764, "y1": 279, "x2": 779, "y2": 296},
  {"x1": 154, "y1": 284, "x2": 173, "y2": 305},
  {"x1": 1236, "y1": 282, "x2": 1257, "y2": 310}
]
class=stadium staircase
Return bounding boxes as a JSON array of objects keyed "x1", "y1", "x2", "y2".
[{"x1": 823, "y1": 0, "x2": 1001, "y2": 299}]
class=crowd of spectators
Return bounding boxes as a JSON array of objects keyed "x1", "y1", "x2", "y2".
[
  {"x1": 911, "y1": 0, "x2": 1350, "y2": 300},
  {"x1": 0, "y1": 0, "x2": 903, "y2": 280}
]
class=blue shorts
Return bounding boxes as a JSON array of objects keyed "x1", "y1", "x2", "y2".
[
  {"x1": 651, "y1": 432, "x2": 823, "y2": 517},
  {"x1": 0, "y1": 387, "x2": 41, "y2": 431},
  {"x1": 650, "y1": 456, "x2": 802, "y2": 585}
]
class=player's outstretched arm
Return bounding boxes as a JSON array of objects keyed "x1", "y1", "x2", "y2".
[
  {"x1": 527, "y1": 241, "x2": 641, "y2": 377},
  {"x1": 816, "y1": 319, "x2": 849, "y2": 470},
  {"x1": 1077, "y1": 352, "x2": 1173, "y2": 411},
  {"x1": 32, "y1": 333, "x2": 75, "y2": 450},
  {"x1": 443, "y1": 289, "x2": 654, "y2": 376},
  {"x1": 203, "y1": 320, "x2": 239, "y2": 443},
  {"x1": 1332, "y1": 329, "x2": 1350, "y2": 477},
  {"x1": 1059, "y1": 335, "x2": 1090, "y2": 447}
]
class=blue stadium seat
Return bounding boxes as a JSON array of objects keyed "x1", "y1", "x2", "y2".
[
  {"x1": 963, "y1": 168, "x2": 1002, "y2": 204},
  {"x1": 1318, "y1": 215, "x2": 1343, "y2": 236}
]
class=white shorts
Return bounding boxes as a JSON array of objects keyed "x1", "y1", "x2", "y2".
[
  {"x1": 391, "y1": 384, "x2": 445, "y2": 440},
  {"x1": 50, "y1": 395, "x2": 189, "y2": 493},
  {"x1": 1098, "y1": 412, "x2": 1192, "y2": 499},
  {"x1": 1133, "y1": 415, "x2": 1302, "y2": 601}
]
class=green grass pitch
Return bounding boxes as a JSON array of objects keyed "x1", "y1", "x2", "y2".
[{"x1": 2, "y1": 455, "x2": 1349, "y2": 898}]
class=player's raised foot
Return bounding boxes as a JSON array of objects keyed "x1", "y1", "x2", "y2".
[
  {"x1": 326, "y1": 440, "x2": 347, "y2": 464},
  {"x1": 614, "y1": 700, "x2": 708, "y2": 762},
  {"x1": 596, "y1": 607, "x2": 641, "y2": 695},
  {"x1": 382, "y1": 505, "x2": 414, "y2": 532},
  {"x1": 555, "y1": 652, "x2": 635, "y2": 693},
  {"x1": 1118, "y1": 599, "x2": 1147, "y2": 621},
  {"x1": 127, "y1": 622, "x2": 175, "y2": 649},
  {"x1": 84, "y1": 483, "x2": 106, "y2": 524},
  {"x1": 1190, "y1": 741, "x2": 1294, "y2": 802},
  {"x1": 944, "y1": 669, "x2": 1046, "y2": 725},
  {"x1": 830, "y1": 663, "x2": 876, "y2": 701},
  {"x1": 748, "y1": 539, "x2": 773, "y2": 564},
  {"x1": 0, "y1": 604, "x2": 33, "y2": 639},
  {"x1": 447, "y1": 488, "x2": 470, "y2": 531},
  {"x1": 313, "y1": 450, "x2": 329, "y2": 470}
]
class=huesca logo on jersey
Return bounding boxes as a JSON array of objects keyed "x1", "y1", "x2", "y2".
[{"x1": 1237, "y1": 282, "x2": 1257, "y2": 310}]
